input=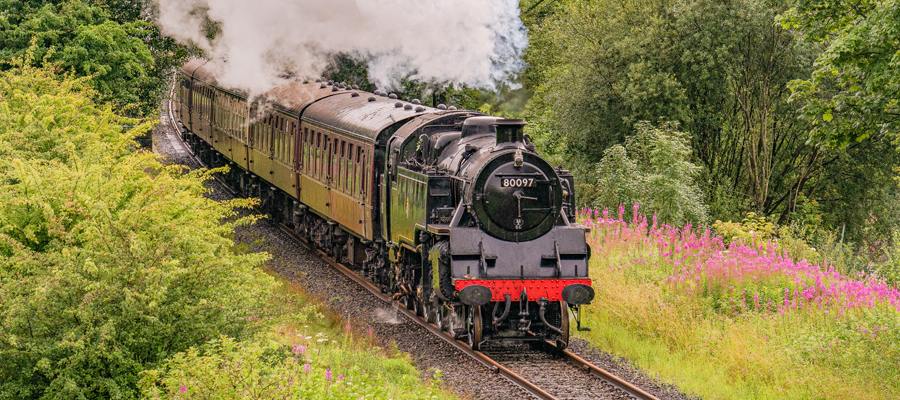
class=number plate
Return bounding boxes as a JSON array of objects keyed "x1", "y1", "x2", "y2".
[{"x1": 500, "y1": 177, "x2": 536, "y2": 188}]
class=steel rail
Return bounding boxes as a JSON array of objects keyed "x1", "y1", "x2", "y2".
[
  {"x1": 163, "y1": 91, "x2": 657, "y2": 400},
  {"x1": 547, "y1": 342, "x2": 660, "y2": 400}
]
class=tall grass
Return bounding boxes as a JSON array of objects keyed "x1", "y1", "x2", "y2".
[{"x1": 577, "y1": 205, "x2": 899, "y2": 400}]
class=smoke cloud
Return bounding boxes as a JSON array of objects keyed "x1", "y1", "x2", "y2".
[{"x1": 154, "y1": 0, "x2": 528, "y2": 95}]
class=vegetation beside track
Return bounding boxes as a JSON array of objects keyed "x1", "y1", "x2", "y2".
[
  {"x1": 140, "y1": 275, "x2": 453, "y2": 400},
  {"x1": 0, "y1": 66, "x2": 453, "y2": 399},
  {"x1": 577, "y1": 207, "x2": 899, "y2": 400}
]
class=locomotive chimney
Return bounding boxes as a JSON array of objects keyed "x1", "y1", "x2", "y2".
[{"x1": 495, "y1": 119, "x2": 526, "y2": 146}]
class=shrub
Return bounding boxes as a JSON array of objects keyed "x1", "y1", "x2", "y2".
[
  {"x1": 0, "y1": 66, "x2": 274, "y2": 399},
  {"x1": 581, "y1": 121, "x2": 708, "y2": 225}
]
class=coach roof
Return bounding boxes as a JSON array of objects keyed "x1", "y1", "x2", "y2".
[{"x1": 302, "y1": 92, "x2": 437, "y2": 142}]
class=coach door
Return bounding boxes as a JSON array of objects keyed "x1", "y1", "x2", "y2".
[{"x1": 329, "y1": 137, "x2": 367, "y2": 237}]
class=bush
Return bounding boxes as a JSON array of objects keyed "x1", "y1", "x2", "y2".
[
  {"x1": 581, "y1": 121, "x2": 708, "y2": 225},
  {"x1": 0, "y1": 66, "x2": 274, "y2": 399},
  {"x1": 139, "y1": 303, "x2": 452, "y2": 400}
]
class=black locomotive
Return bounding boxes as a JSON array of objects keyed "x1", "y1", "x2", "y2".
[{"x1": 175, "y1": 60, "x2": 594, "y2": 349}]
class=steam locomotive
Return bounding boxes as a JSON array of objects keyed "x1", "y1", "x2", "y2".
[{"x1": 174, "y1": 60, "x2": 594, "y2": 349}]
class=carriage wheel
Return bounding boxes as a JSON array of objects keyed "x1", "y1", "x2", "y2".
[
  {"x1": 466, "y1": 305, "x2": 483, "y2": 350},
  {"x1": 436, "y1": 303, "x2": 448, "y2": 331},
  {"x1": 556, "y1": 301, "x2": 570, "y2": 350},
  {"x1": 421, "y1": 297, "x2": 438, "y2": 324}
]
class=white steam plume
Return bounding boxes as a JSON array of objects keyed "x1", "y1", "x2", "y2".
[{"x1": 154, "y1": 0, "x2": 528, "y2": 95}]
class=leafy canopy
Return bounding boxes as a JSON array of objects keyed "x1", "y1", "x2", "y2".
[
  {"x1": 0, "y1": 0, "x2": 183, "y2": 117},
  {"x1": 781, "y1": 0, "x2": 900, "y2": 148}
]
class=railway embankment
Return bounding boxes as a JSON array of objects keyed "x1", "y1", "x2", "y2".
[{"x1": 575, "y1": 207, "x2": 899, "y2": 400}]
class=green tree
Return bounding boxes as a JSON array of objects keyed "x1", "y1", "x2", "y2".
[
  {"x1": 781, "y1": 0, "x2": 900, "y2": 148},
  {"x1": 0, "y1": 66, "x2": 274, "y2": 399},
  {"x1": 583, "y1": 121, "x2": 709, "y2": 225},
  {"x1": 523, "y1": 0, "x2": 899, "y2": 244},
  {"x1": 0, "y1": 0, "x2": 184, "y2": 116}
]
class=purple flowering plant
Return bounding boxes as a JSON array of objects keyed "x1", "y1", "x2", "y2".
[{"x1": 578, "y1": 205, "x2": 899, "y2": 315}]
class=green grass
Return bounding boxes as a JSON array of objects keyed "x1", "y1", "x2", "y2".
[
  {"x1": 577, "y1": 238, "x2": 899, "y2": 400},
  {"x1": 139, "y1": 274, "x2": 456, "y2": 399}
]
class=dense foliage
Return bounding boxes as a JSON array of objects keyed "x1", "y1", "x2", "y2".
[
  {"x1": 0, "y1": 0, "x2": 184, "y2": 116},
  {"x1": 581, "y1": 122, "x2": 708, "y2": 225},
  {"x1": 0, "y1": 66, "x2": 274, "y2": 398},
  {"x1": 781, "y1": 0, "x2": 900, "y2": 148},
  {"x1": 522, "y1": 0, "x2": 898, "y2": 278}
]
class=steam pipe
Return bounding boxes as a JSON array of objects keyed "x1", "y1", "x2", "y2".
[
  {"x1": 492, "y1": 294, "x2": 512, "y2": 327},
  {"x1": 538, "y1": 299, "x2": 563, "y2": 335}
]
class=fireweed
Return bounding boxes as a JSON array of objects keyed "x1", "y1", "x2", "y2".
[
  {"x1": 577, "y1": 204, "x2": 899, "y2": 315},
  {"x1": 575, "y1": 204, "x2": 898, "y2": 399}
]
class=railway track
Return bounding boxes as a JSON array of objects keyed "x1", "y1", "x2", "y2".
[{"x1": 162, "y1": 91, "x2": 659, "y2": 400}]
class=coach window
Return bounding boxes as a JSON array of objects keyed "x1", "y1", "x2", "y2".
[
  {"x1": 355, "y1": 147, "x2": 362, "y2": 199},
  {"x1": 327, "y1": 135, "x2": 335, "y2": 183},
  {"x1": 330, "y1": 136, "x2": 338, "y2": 184},
  {"x1": 336, "y1": 140, "x2": 342, "y2": 190},
  {"x1": 213, "y1": 95, "x2": 218, "y2": 129},
  {"x1": 218, "y1": 96, "x2": 224, "y2": 132},
  {"x1": 313, "y1": 131, "x2": 320, "y2": 178},
  {"x1": 268, "y1": 115, "x2": 275, "y2": 156},
  {"x1": 282, "y1": 118, "x2": 290, "y2": 163},
  {"x1": 216, "y1": 96, "x2": 222, "y2": 130},
  {"x1": 230, "y1": 97, "x2": 236, "y2": 137},
  {"x1": 285, "y1": 118, "x2": 292, "y2": 163},
  {"x1": 287, "y1": 121, "x2": 294, "y2": 164},
  {"x1": 346, "y1": 142, "x2": 353, "y2": 193},
  {"x1": 302, "y1": 128, "x2": 309, "y2": 172},
  {"x1": 272, "y1": 116, "x2": 279, "y2": 159},
  {"x1": 337, "y1": 140, "x2": 345, "y2": 191},
  {"x1": 259, "y1": 117, "x2": 266, "y2": 153},
  {"x1": 321, "y1": 134, "x2": 328, "y2": 181},
  {"x1": 276, "y1": 116, "x2": 283, "y2": 159},
  {"x1": 344, "y1": 141, "x2": 351, "y2": 193},
  {"x1": 274, "y1": 116, "x2": 280, "y2": 161},
  {"x1": 278, "y1": 118, "x2": 284, "y2": 162},
  {"x1": 228, "y1": 97, "x2": 233, "y2": 134},
  {"x1": 275, "y1": 116, "x2": 282, "y2": 162},
  {"x1": 262, "y1": 116, "x2": 270, "y2": 155},
  {"x1": 358, "y1": 150, "x2": 365, "y2": 198},
  {"x1": 347, "y1": 143, "x2": 354, "y2": 195}
]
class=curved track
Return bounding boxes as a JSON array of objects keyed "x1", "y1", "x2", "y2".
[{"x1": 163, "y1": 91, "x2": 658, "y2": 400}]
